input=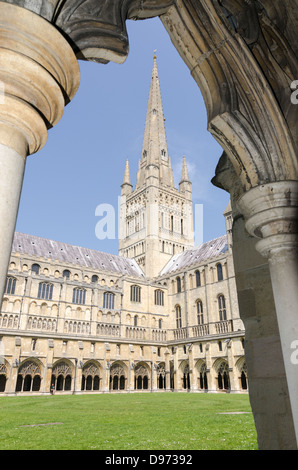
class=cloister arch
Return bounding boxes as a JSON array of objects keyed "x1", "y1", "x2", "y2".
[
  {"x1": 51, "y1": 360, "x2": 74, "y2": 392},
  {"x1": 134, "y1": 362, "x2": 150, "y2": 390},
  {"x1": 15, "y1": 358, "x2": 43, "y2": 393},
  {"x1": 0, "y1": 0, "x2": 297, "y2": 450},
  {"x1": 0, "y1": 361, "x2": 8, "y2": 393},
  {"x1": 195, "y1": 359, "x2": 208, "y2": 391},
  {"x1": 109, "y1": 361, "x2": 127, "y2": 391},
  {"x1": 81, "y1": 361, "x2": 101, "y2": 391}
]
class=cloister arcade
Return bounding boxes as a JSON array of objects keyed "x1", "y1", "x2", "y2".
[{"x1": 0, "y1": 357, "x2": 247, "y2": 394}]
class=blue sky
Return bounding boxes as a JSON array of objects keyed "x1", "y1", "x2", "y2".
[{"x1": 15, "y1": 17, "x2": 229, "y2": 255}]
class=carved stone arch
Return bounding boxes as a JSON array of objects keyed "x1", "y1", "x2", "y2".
[
  {"x1": 195, "y1": 359, "x2": 208, "y2": 391},
  {"x1": 235, "y1": 356, "x2": 248, "y2": 391},
  {"x1": 109, "y1": 360, "x2": 127, "y2": 391},
  {"x1": 0, "y1": 359, "x2": 9, "y2": 393},
  {"x1": 161, "y1": 0, "x2": 298, "y2": 189},
  {"x1": 179, "y1": 359, "x2": 190, "y2": 390},
  {"x1": 213, "y1": 358, "x2": 230, "y2": 391},
  {"x1": 15, "y1": 358, "x2": 43, "y2": 393},
  {"x1": 81, "y1": 360, "x2": 102, "y2": 391},
  {"x1": 134, "y1": 361, "x2": 150, "y2": 390},
  {"x1": 51, "y1": 359, "x2": 74, "y2": 392}
]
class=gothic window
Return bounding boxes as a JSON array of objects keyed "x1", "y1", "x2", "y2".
[
  {"x1": 81, "y1": 363, "x2": 101, "y2": 391},
  {"x1": 175, "y1": 305, "x2": 182, "y2": 329},
  {"x1": 217, "y1": 263, "x2": 223, "y2": 281},
  {"x1": 15, "y1": 360, "x2": 41, "y2": 392},
  {"x1": 134, "y1": 363, "x2": 149, "y2": 390},
  {"x1": 183, "y1": 363, "x2": 190, "y2": 390},
  {"x1": 199, "y1": 363, "x2": 208, "y2": 390},
  {"x1": 176, "y1": 277, "x2": 181, "y2": 293},
  {"x1": 217, "y1": 362, "x2": 230, "y2": 390},
  {"x1": 240, "y1": 363, "x2": 248, "y2": 390},
  {"x1": 73, "y1": 287, "x2": 86, "y2": 305},
  {"x1": 130, "y1": 285, "x2": 141, "y2": 303},
  {"x1": 218, "y1": 295, "x2": 227, "y2": 321},
  {"x1": 5, "y1": 276, "x2": 16, "y2": 295},
  {"x1": 103, "y1": 292, "x2": 115, "y2": 309},
  {"x1": 109, "y1": 363, "x2": 126, "y2": 391},
  {"x1": 134, "y1": 315, "x2": 138, "y2": 327},
  {"x1": 38, "y1": 282, "x2": 53, "y2": 300},
  {"x1": 51, "y1": 361, "x2": 72, "y2": 392},
  {"x1": 161, "y1": 149, "x2": 167, "y2": 160},
  {"x1": 0, "y1": 364, "x2": 7, "y2": 393},
  {"x1": 63, "y1": 269, "x2": 70, "y2": 280},
  {"x1": 157, "y1": 363, "x2": 166, "y2": 389},
  {"x1": 154, "y1": 289, "x2": 164, "y2": 306},
  {"x1": 196, "y1": 300, "x2": 204, "y2": 324},
  {"x1": 31, "y1": 264, "x2": 40, "y2": 275},
  {"x1": 195, "y1": 270, "x2": 201, "y2": 287}
]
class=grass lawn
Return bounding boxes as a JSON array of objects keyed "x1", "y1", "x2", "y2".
[{"x1": 0, "y1": 393, "x2": 257, "y2": 450}]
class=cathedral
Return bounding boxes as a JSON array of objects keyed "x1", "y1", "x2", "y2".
[{"x1": 0, "y1": 56, "x2": 246, "y2": 395}]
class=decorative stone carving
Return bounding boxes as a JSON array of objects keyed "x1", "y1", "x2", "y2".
[{"x1": 1, "y1": 0, "x2": 175, "y2": 63}]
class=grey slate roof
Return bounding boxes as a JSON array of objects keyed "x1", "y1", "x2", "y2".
[
  {"x1": 160, "y1": 235, "x2": 228, "y2": 276},
  {"x1": 12, "y1": 232, "x2": 144, "y2": 278}
]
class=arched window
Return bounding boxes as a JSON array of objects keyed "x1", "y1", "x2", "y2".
[
  {"x1": 5, "y1": 276, "x2": 16, "y2": 295},
  {"x1": 154, "y1": 289, "x2": 164, "y2": 306},
  {"x1": 91, "y1": 275, "x2": 98, "y2": 283},
  {"x1": 176, "y1": 277, "x2": 181, "y2": 293},
  {"x1": 31, "y1": 264, "x2": 40, "y2": 275},
  {"x1": 103, "y1": 292, "x2": 115, "y2": 309},
  {"x1": 217, "y1": 263, "x2": 223, "y2": 281},
  {"x1": 199, "y1": 363, "x2": 208, "y2": 390},
  {"x1": 130, "y1": 285, "x2": 141, "y2": 303},
  {"x1": 196, "y1": 300, "x2": 204, "y2": 324},
  {"x1": 73, "y1": 287, "x2": 86, "y2": 305},
  {"x1": 51, "y1": 361, "x2": 72, "y2": 392},
  {"x1": 218, "y1": 295, "x2": 227, "y2": 321},
  {"x1": 38, "y1": 282, "x2": 53, "y2": 300},
  {"x1": 217, "y1": 362, "x2": 230, "y2": 390},
  {"x1": 15, "y1": 361, "x2": 41, "y2": 393},
  {"x1": 195, "y1": 270, "x2": 201, "y2": 287},
  {"x1": 134, "y1": 315, "x2": 138, "y2": 327},
  {"x1": 63, "y1": 269, "x2": 70, "y2": 280},
  {"x1": 175, "y1": 305, "x2": 182, "y2": 329}
]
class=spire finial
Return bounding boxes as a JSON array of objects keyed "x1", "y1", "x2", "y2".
[{"x1": 153, "y1": 49, "x2": 157, "y2": 59}]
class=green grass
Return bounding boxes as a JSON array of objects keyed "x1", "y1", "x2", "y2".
[{"x1": 0, "y1": 393, "x2": 257, "y2": 450}]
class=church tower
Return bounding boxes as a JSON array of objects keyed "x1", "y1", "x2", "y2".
[{"x1": 119, "y1": 55, "x2": 194, "y2": 278}]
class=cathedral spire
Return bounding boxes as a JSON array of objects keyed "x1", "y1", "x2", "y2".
[{"x1": 136, "y1": 54, "x2": 174, "y2": 188}]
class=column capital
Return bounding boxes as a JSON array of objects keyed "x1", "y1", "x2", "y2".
[
  {"x1": 0, "y1": 2, "x2": 80, "y2": 156},
  {"x1": 237, "y1": 181, "x2": 298, "y2": 259}
]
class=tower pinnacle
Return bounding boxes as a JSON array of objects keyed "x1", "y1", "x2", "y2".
[{"x1": 121, "y1": 158, "x2": 132, "y2": 195}]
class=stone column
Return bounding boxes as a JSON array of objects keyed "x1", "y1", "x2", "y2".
[
  {"x1": 238, "y1": 181, "x2": 298, "y2": 446},
  {"x1": 0, "y1": 3, "x2": 80, "y2": 303}
]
